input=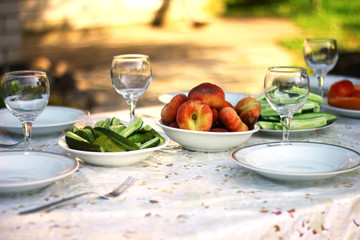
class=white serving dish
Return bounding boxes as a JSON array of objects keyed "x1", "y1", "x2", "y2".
[
  {"x1": 0, "y1": 106, "x2": 90, "y2": 135},
  {"x1": 232, "y1": 141, "x2": 360, "y2": 181},
  {"x1": 156, "y1": 120, "x2": 259, "y2": 152},
  {"x1": 0, "y1": 151, "x2": 79, "y2": 194},
  {"x1": 58, "y1": 134, "x2": 169, "y2": 167}
]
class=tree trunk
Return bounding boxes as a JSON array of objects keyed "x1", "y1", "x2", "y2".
[{"x1": 151, "y1": 0, "x2": 172, "y2": 27}]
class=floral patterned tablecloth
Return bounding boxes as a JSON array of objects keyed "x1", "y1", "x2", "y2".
[{"x1": 1, "y1": 106, "x2": 359, "y2": 240}]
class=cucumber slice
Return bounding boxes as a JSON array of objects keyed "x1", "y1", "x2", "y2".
[
  {"x1": 102, "y1": 118, "x2": 111, "y2": 128},
  {"x1": 120, "y1": 118, "x2": 143, "y2": 138},
  {"x1": 275, "y1": 116, "x2": 327, "y2": 130},
  {"x1": 111, "y1": 117, "x2": 121, "y2": 126},
  {"x1": 95, "y1": 120, "x2": 104, "y2": 127},
  {"x1": 140, "y1": 137, "x2": 160, "y2": 149},
  {"x1": 93, "y1": 134, "x2": 126, "y2": 152},
  {"x1": 139, "y1": 124, "x2": 153, "y2": 132},
  {"x1": 94, "y1": 127, "x2": 140, "y2": 150},
  {"x1": 138, "y1": 124, "x2": 165, "y2": 143},
  {"x1": 301, "y1": 102, "x2": 317, "y2": 113},
  {"x1": 292, "y1": 112, "x2": 337, "y2": 124},
  {"x1": 109, "y1": 125, "x2": 126, "y2": 134},
  {"x1": 257, "y1": 121, "x2": 275, "y2": 130},
  {"x1": 76, "y1": 129, "x2": 95, "y2": 143},
  {"x1": 127, "y1": 132, "x2": 154, "y2": 144},
  {"x1": 65, "y1": 132, "x2": 100, "y2": 151}
]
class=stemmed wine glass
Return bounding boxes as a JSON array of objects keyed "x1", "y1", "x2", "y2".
[
  {"x1": 264, "y1": 67, "x2": 310, "y2": 141},
  {"x1": 110, "y1": 54, "x2": 152, "y2": 122},
  {"x1": 303, "y1": 38, "x2": 338, "y2": 98},
  {"x1": 2, "y1": 70, "x2": 50, "y2": 150}
]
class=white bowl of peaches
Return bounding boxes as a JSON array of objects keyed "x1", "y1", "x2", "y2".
[{"x1": 156, "y1": 82, "x2": 260, "y2": 152}]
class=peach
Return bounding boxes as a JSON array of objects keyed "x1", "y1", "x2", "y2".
[
  {"x1": 176, "y1": 100, "x2": 213, "y2": 131},
  {"x1": 161, "y1": 94, "x2": 188, "y2": 124},
  {"x1": 188, "y1": 82, "x2": 225, "y2": 108},
  {"x1": 211, "y1": 107, "x2": 219, "y2": 127},
  {"x1": 219, "y1": 107, "x2": 248, "y2": 132},
  {"x1": 169, "y1": 122, "x2": 179, "y2": 128},
  {"x1": 235, "y1": 96, "x2": 261, "y2": 130},
  {"x1": 221, "y1": 101, "x2": 234, "y2": 109}
]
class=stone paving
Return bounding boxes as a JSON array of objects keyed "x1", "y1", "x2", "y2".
[{"x1": 23, "y1": 17, "x2": 302, "y2": 114}]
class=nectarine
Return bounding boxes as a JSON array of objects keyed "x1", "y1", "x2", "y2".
[
  {"x1": 176, "y1": 100, "x2": 213, "y2": 131},
  {"x1": 235, "y1": 97, "x2": 261, "y2": 130},
  {"x1": 327, "y1": 80, "x2": 356, "y2": 99},
  {"x1": 219, "y1": 107, "x2": 248, "y2": 132},
  {"x1": 188, "y1": 82, "x2": 225, "y2": 108},
  {"x1": 161, "y1": 94, "x2": 188, "y2": 124}
]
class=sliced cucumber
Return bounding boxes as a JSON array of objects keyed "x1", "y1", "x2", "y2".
[
  {"x1": 140, "y1": 137, "x2": 160, "y2": 149},
  {"x1": 75, "y1": 128, "x2": 95, "y2": 143},
  {"x1": 127, "y1": 132, "x2": 154, "y2": 144},
  {"x1": 275, "y1": 116, "x2": 327, "y2": 130},
  {"x1": 257, "y1": 121, "x2": 275, "y2": 130},
  {"x1": 65, "y1": 132, "x2": 100, "y2": 151},
  {"x1": 111, "y1": 117, "x2": 121, "y2": 126},
  {"x1": 93, "y1": 134, "x2": 126, "y2": 152},
  {"x1": 109, "y1": 125, "x2": 126, "y2": 134},
  {"x1": 292, "y1": 112, "x2": 337, "y2": 124},
  {"x1": 94, "y1": 127, "x2": 140, "y2": 151},
  {"x1": 120, "y1": 118, "x2": 143, "y2": 138}
]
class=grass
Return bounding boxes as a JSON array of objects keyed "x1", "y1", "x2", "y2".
[{"x1": 225, "y1": 0, "x2": 360, "y2": 67}]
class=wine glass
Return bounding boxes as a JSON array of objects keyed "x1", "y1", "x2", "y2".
[
  {"x1": 110, "y1": 54, "x2": 152, "y2": 122},
  {"x1": 264, "y1": 67, "x2": 310, "y2": 141},
  {"x1": 303, "y1": 38, "x2": 338, "y2": 98},
  {"x1": 2, "y1": 70, "x2": 50, "y2": 150}
]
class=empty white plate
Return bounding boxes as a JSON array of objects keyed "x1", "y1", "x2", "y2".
[
  {"x1": 232, "y1": 141, "x2": 360, "y2": 181},
  {"x1": 0, "y1": 106, "x2": 90, "y2": 135},
  {"x1": 0, "y1": 151, "x2": 79, "y2": 193}
]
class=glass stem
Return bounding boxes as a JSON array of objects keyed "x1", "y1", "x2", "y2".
[
  {"x1": 280, "y1": 116, "x2": 291, "y2": 142},
  {"x1": 317, "y1": 75, "x2": 325, "y2": 98},
  {"x1": 127, "y1": 99, "x2": 138, "y2": 123},
  {"x1": 23, "y1": 122, "x2": 33, "y2": 150}
]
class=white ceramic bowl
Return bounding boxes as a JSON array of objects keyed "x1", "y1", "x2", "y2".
[
  {"x1": 156, "y1": 120, "x2": 259, "y2": 152},
  {"x1": 58, "y1": 134, "x2": 169, "y2": 167}
]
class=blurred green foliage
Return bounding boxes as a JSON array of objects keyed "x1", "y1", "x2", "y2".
[{"x1": 224, "y1": 0, "x2": 360, "y2": 53}]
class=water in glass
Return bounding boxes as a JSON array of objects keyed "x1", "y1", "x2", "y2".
[
  {"x1": 2, "y1": 71, "x2": 50, "y2": 150},
  {"x1": 111, "y1": 55, "x2": 152, "y2": 122}
]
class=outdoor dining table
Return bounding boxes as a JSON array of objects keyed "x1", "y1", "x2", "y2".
[{"x1": 1, "y1": 105, "x2": 359, "y2": 240}]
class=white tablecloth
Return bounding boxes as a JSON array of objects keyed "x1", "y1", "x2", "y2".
[{"x1": 1, "y1": 106, "x2": 360, "y2": 240}]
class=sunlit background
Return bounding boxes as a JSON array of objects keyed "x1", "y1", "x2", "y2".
[{"x1": 1, "y1": 0, "x2": 359, "y2": 113}]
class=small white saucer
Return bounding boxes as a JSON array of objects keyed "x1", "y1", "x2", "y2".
[{"x1": 232, "y1": 141, "x2": 360, "y2": 181}]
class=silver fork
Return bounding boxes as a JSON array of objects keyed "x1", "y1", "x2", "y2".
[{"x1": 19, "y1": 176, "x2": 136, "y2": 215}]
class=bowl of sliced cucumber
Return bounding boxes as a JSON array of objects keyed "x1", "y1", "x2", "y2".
[
  {"x1": 58, "y1": 117, "x2": 169, "y2": 167},
  {"x1": 256, "y1": 91, "x2": 338, "y2": 133}
]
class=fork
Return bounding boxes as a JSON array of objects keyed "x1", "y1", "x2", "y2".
[{"x1": 19, "y1": 176, "x2": 136, "y2": 215}]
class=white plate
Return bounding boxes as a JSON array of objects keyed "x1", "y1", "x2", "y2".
[
  {"x1": 156, "y1": 120, "x2": 259, "y2": 152},
  {"x1": 58, "y1": 134, "x2": 170, "y2": 167},
  {"x1": 321, "y1": 100, "x2": 360, "y2": 119},
  {"x1": 0, "y1": 151, "x2": 79, "y2": 194},
  {"x1": 309, "y1": 74, "x2": 360, "y2": 94},
  {"x1": 232, "y1": 141, "x2": 360, "y2": 181},
  {"x1": 0, "y1": 106, "x2": 90, "y2": 135},
  {"x1": 259, "y1": 122, "x2": 335, "y2": 134},
  {"x1": 158, "y1": 91, "x2": 247, "y2": 106}
]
